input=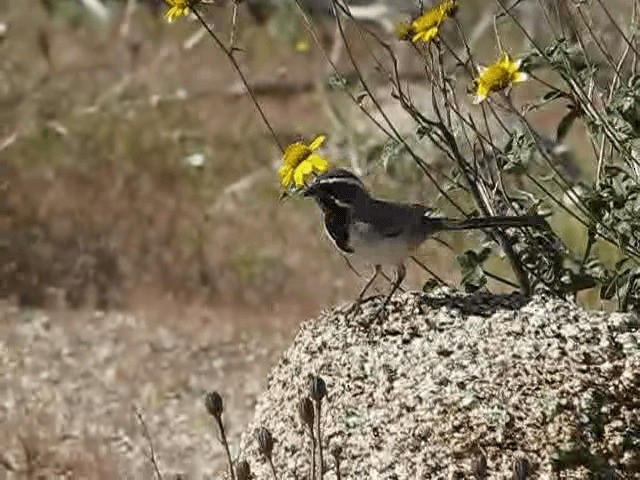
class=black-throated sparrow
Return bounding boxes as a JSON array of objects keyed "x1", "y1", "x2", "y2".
[{"x1": 303, "y1": 168, "x2": 546, "y2": 316}]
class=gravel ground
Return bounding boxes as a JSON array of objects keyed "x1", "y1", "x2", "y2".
[
  {"x1": 0, "y1": 303, "x2": 294, "y2": 478},
  {"x1": 239, "y1": 291, "x2": 640, "y2": 479}
]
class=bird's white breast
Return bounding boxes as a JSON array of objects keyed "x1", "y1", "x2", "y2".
[{"x1": 348, "y1": 221, "x2": 412, "y2": 266}]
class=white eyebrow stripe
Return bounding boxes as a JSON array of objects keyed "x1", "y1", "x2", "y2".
[
  {"x1": 315, "y1": 177, "x2": 364, "y2": 187},
  {"x1": 331, "y1": 197, "x2": 354, "y2": 208}
]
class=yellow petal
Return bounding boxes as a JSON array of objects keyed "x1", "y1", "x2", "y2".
[
  {"x1": 165, "y1": 7, "x2": 177, "y2": 22},
  {"x1": 293, "y1": 160, "x2": 313, "y2": 188},
  {"x1": 278, "y1": 164, "x2": 290, "y2": 181},
  {"x1": 308, "y1": 135, "x2": 326, "y2": 151},
  {"x1": 308, "y1": 154, "x2": 330, "y2": 173},
  {"x1": 165, "y1": 4, "x2": 188, "y2": 22},
  {"x1": 279, "y1": 166, "x2": 294, "y2": 188},
  {"x1": 412, "y1": 26, "x2": 439, "y2": 43},
  {"x1": 513, "y1": 71, "x2": 529, "y2": 83},
  {"x1": 497, "y1": 53, "x2": 510, "y2": 64}
]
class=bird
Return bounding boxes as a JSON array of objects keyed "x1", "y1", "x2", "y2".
[{"x1": 303, "y1": 168, "x2": 547, "y2": 317}]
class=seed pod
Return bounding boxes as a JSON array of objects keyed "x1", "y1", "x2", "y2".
[
  {"x1": 235, "y1": 460, "x2": 251, "y2": 480},
  {"x1": 309, "y1": 376, "x2": 327, "y2": 402},
  {"x1": 472, "y1": 452, "x2": 487, "y2": 479},
  {"x1": 255, "y1": 427, "x2": 274, "y2": 460},
  {"x1": 204, "y1": 391, "x2": 223, "y2": 419},
  {"x1": 330, "y1": 444, "x2": 343, "y2": 460},
  {"x1": 297, "y1": 397, "x2": 314, "y2": 430},
  {"x1": 512, "y1": 457, "x2": 529, "y2": 480}
]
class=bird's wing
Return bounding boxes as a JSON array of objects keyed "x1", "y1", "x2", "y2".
[{"x1": 356, "y1": 200, "x2": 416, "y2": 238}]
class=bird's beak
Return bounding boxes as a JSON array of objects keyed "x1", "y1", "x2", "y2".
[{"x1": 302, "y1": 185, "x2": 315, "y2": 197}]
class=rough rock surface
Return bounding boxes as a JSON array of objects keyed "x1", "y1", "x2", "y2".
[{"x1": 239, "y1": 291, "x2": 640, "y2": 479}]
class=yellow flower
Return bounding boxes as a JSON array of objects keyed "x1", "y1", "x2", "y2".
[
  {"x1": 473, "y1": 53, "x2": 529, "y2": 104},
  {"x1": 165, "y1": 0, "x2": 191, "y2": 22},
  {"x1": 278, "y1": 135, "x2": 331, "y2": 190},
  {"x1": 398, "y1": 0, "x2": 457, "y2": 44}
]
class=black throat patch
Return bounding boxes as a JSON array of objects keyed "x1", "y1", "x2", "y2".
[{"x1": 316, "y1": 196, "x2": 353, "y2": 254}]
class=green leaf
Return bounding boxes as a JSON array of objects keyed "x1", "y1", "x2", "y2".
[
  {"x1": 456, "y1": 246, "x2": 492, "y2": 292},
  {"x1": 422, "y1": 279, "x2": 440, "y2": 292}
]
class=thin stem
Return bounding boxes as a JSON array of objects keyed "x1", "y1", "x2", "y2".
[
  {"x1": 310, "y1": 432, "x2": 317, "y2": 480},
  {"x1": 329, "y1": 0, "x2": 466, "y2": 213},
  {"x1": 595, "y1": 0, "x2": 638, "y2": 58},
  {"x1": 410, "y1": 256, "x2": 448, "y2": 287},
  {"x1": 484, "y1": 269, "x2": 520, "y2": 289},
  {"x1": 268, "y1": 458, "x2": 278, "y2": 479},
  {"x1": 133, "y1": 407, "x2": 164, "y2": 480},
  {"x1": 216, "y1": 417, "x2": 236, "y2": 480},
  {"x1": 229, "y1": 1, "x2": 239, "y2": 49},
  {"x1": 580, "y1": 229, "x2": 596, "y2": 272},
  {"x1": 290, "y1": 0, "x2": 394, "y2": 140},
  {"x1": 191, "y1": 5, "x2": 283, "y2": 153},
  {"x1": 315, "y1": 400, "x2": 324, "y2": 478}
]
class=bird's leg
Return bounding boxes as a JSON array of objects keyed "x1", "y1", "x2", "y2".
[
  {"x1": 373, "y1": 264, "x2": 407, "y2": 319},
  {"x1": 357, "y1": 264, "x2": 381, "y2": 302},
  {"x1": 344, "y1": 264, "x2": 380, "y2": 317}
]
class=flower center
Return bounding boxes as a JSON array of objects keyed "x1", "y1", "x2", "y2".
[{"x1": 284, "y1": 143, "x2": 312, "y2": 168}]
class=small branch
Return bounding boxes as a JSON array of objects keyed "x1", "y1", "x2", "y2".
[
  {"x1": 191, "y1": 5, "x2": 283, "y2": 153},
  {"x1": 133, "y1": 407, "x2": 164, "y2": 480},
  {"x1": 229, "y1": 1, "x2": 239, "y2": 49}
]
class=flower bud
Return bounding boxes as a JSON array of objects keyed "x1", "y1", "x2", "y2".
[
  {"x1": 512, "y1": 457, "x2": 529, "y2": 480},
  {"x1": 235, "y1": 460, "x2": 251, "y2": 480},
  {"x1": 330, "y1": 444, "x2": 343, "y2": 460},
  {"x1": 297, "y1": 397, "x2": 314, "y2": 430},
  {"x1": 472, "y1": 453, "x2": 487, "y2": 479},
  {"x1": 204, "y1": 391, "x2": 223, "y2": 419},
  {"x1": 255, "y1": 427, "x2": 274, "y2": 460},
  {"x1": 309, "y1": 376, "x2": 327, "y2": 402}
]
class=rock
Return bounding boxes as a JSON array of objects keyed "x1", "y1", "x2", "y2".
[{"x1": 237, "y1": 290, "x2": 640, "y2": 479}]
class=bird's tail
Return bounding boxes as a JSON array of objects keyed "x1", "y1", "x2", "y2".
[{"x1": 423, "y1": 214, "x2": 547, "y2": 234}]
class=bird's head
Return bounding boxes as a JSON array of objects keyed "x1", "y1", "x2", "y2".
[{"x1": 303, "y1": 168, "x2": 369, "y2": 210}]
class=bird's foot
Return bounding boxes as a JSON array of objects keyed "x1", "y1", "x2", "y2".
[
  {"x1": 341, "y1": 295, "x2": 378, "y2": 321},
  {"x1": 370, "y1": 296, "x2": 391, "y2": 322}
]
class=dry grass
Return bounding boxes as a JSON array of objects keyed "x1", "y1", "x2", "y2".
[
  {"x1": 2, "y1": 2, "x2": 336, "y2": 309},
  {"x1": 1, "y1": 1, "x2": 470, "y2": 312}
]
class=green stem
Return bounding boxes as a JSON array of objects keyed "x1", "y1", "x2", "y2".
[{"x1": 191, "y1": 4, "x2": 283, "y2": 153}]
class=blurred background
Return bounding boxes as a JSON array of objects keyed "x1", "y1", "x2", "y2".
[
  {"x1": 1, "y1": 0, "x2": 634, "y2": 477},
  {"x1": 3, "y1": 0, "x2": 586, "y2": 316}
]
